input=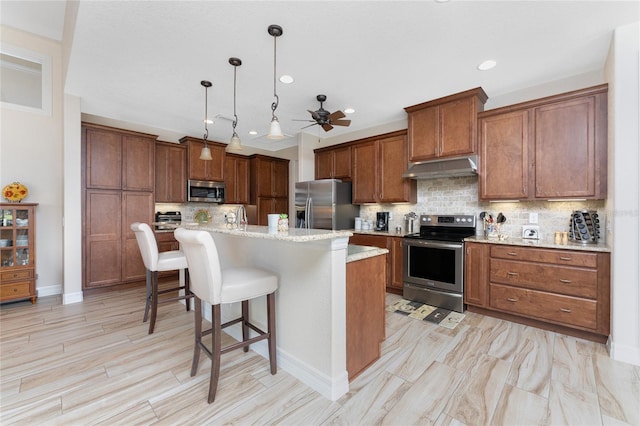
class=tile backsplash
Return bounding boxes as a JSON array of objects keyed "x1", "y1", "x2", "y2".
[{"x1": 359, "y1": 176, "x2": 606, "y2": 240}]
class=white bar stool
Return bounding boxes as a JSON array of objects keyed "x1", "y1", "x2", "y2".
[{"x1": 174, "y1": 228, "x2": 278, "y2": 404}]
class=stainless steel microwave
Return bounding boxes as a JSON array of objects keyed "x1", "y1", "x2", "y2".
[{"x1": 187, "y1": 179, "x2": 225, "y2": 203}]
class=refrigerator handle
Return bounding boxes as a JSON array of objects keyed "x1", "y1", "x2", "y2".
[{"x1": 305, "y1": 197, "x2": 312, "y2": 229}]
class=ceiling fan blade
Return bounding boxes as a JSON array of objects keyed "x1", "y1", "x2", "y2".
[
  {"x1": 328, "y1": 110, "x2": 346, "y2": 121},
  {"x1": 308, "y1": 109, "x2": 321, "y2": 120},
  {"x1": 321, "y1": 123, "x2": 334, "y2": 132},
  {"x1": 300, "y1": 123, "x2": 318, "y2": 129},
  {"x1": 332, "y1": 119, "x2": 351, "y2": 127}
]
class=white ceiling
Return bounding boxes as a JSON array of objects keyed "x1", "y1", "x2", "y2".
[{"x1": 2, "y1": 1, "x2": 639, "y2": 151}]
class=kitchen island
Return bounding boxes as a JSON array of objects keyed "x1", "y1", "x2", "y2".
[{"x1": 180, "y1": 223, "x2": 382, "y2": 400}]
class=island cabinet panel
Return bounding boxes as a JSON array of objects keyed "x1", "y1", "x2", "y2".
[
  {"x1": 346, "y1": 252, "x2": 386, "y2": 380},
  {"x1": 351, "y1": 131, "x2": 416, "y2": 204},
  {"x1": 180, "y1": 136, "x2": 225, "y2": 182},
  {"x1": 82, "y1": 123, "x2": 156, "y2": 291},
  {"x1": 405, "y1": 87, "x2": 488, "y2": 162},
  {"x1": 465, "y1": 242, "x2": 610, "y2": 342},
  {"x1": 224, "y1": 153, "x2": 250, "y2": 205},
  {"x1": 349, "y1": 233, "x2": 403, "y2": 294},
  {"x1": 478, "y1": 84, "x2": 607, "y2": 201},
  {"x1": 155, "y1": 142, "x2": 187, "y2": 203},
  {"x1": 314, "y1": 145, "x2": 352, "y2": 180}
]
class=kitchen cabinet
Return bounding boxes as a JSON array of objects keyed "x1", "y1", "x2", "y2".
[
  {"x1": 346, "y1": 251, "x2": 386, "y2": 380},
  {"x1": 224, "y1": 153, "x2": 250, "y2": 205},
  {"x1": 351, "y1": 131, "x2": 416, "y2": 204},
  {"x1": 464, "y1": 242, "x2": 610, "y2": 342},
  {"x1": 348, "y1": 233, "x2": 403, "y2": 295},
  {"x1": 404, "y1": 87, "x2": 488, "y2": 162},
  {"x1": 478, "y1": 84, "x2": 608, "y2": 201},
  {"x1": 180, "y1": 136, "x2": 225, "y2": 182},
  {"x1": 82, "y1": 123, "x2": 156, "y2": 290},
  {"x1": 155, "y1": 141, "x2": 187, "y2": 203},
  {"x1": 0, "y1": 203, "x2": 37, "y2": 304},
  {"x1": 314, "y1": 145, "x2": 352, "y2": 180},
  {"x1": 250, "y1": 155, "x2": 289, "y2": 225}
]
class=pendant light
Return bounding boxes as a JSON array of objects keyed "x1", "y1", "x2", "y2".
[
  {"x1": 199, "y1": 80, "x2": 213, "y2": 160},
  {"x1": 227, "y1": 57, "x2": 243, "y2": 151},
  {"x1": 267, "y1": 24, "x2": 285, "y2": 139}
]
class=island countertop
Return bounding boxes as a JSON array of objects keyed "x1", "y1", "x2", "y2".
[{"x1": 181, "y1": 223, "x2": 352, "y2": 242}]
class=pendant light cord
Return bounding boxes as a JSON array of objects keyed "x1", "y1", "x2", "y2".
[
  {"x1": 271, "y1": 34, "x2": 279, "y2": 117},
  {"x1": 203, "y1": 84, "x2": 209, "y2": 144},
  {"x1": 233, "y1": 65, "x2": 238, "y2": 131}
]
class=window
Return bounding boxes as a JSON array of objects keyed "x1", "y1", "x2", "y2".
[{"x1": 1, "y1": 44, "x2": 52, "y2": 115}]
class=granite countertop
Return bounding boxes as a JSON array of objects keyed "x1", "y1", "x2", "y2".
[
  {"x1": 351, "y1": 229, "x2": 407, "y2": 238},
  {"x1": 465, "y1": 235, "x2": 611, "y2": 253},
  {"x1": 181, "y1": 223, "x2": 352, "y2": 242},
  {"x1": 346, "y1": 244, "x2": 389, "y2": 263}
]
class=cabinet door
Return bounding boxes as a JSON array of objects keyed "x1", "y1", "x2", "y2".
[
  {"x1": 439, "y1": 97, "x2": 476, "y2": 157},
  {"x1": 273, "y1": 159, "x2": 289, "y2": 198},
  {"x1": 407, "y1": 105, "x2": 438, "y2": 162},
  {"x1": 155, "y1": 143, "x2": 186, "y2": 203},
  {"x1": 224, "y1": 155, "x2": 239, "y2": 204},
  {"x1": 333, "y1": 146, "x2": 352, "y2": 179},
  {"x1": 122, "y1": 135, "x2": 155, "y2": 191},
  {"x1": 254, "y1": 158, "x2": 274, "y2": 197},
  {"x1": 315, "y1": 150, "x2": 333, "y2": 179},
  {"x1": 85, "y1": 190, "x2": 122, "y2": 288},
  {"x1": 534, "y1": 96, "x2": 596, "y2": 198},
  {"x1": 85, "y1": 128, "x2": 122, "y2": 189},
  {"x1": 479, "y1": 110, "x2": 531, "y2": 200},
  {"x1": 464, "y1": 242, "x2": 489, "y2": 307},
  {"x1": 379, "y1": 135, "x2": 412, "y2": 203},
  {"x1": 187, "y1": 140, "x2": 225, "y2": 181},
  {"x1": 389, "y1": 236, "x2": 404, "y2": 292},
  {"x1": 352, "y1": 141, "x2": 378, "y2": 203},
  {"x1": 122, "y1": 191, "x2": 154, "y2": 282},
  {"x1": 225, "y1": 155, "x2": 250, "y2": 205}
]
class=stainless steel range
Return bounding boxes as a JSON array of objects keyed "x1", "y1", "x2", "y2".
[{"x1": 403, "y1": 214, "x2": 476, "y2": 313}]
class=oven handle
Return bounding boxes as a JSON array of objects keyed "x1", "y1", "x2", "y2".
[{"x1": 403, "y1": 239, "x2": 463, "y2": 250}]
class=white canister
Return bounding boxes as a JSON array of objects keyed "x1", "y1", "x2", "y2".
[{"x1": 354, "y1": 217, "x2": 362, "y2": 230}]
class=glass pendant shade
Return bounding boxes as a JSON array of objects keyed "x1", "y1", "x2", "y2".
[
  {"x1": 199, "y1": 146, "x2": 213, "y2": 160},
  {"x1": 227, "y1": 132, "x2": 242, "y2": 151},
  {"x1": 267, "y1": 117, "x2": 284, "y2": 139}
]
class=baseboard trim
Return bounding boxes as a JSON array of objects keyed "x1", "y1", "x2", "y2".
[
  {"x1": 37, "y1": 284, "x2": 62, "y2": 298},
  {"x1": 609, "y1": 339, "x2": 640, "y2": 366},
  {"x1": 63, "y1": 291, "x2": 84, "y2": 305}
]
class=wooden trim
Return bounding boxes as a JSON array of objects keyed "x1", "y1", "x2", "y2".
[
  {"x1": 313, "y1": 129, "x2": 408, "y2": 154},
  {"x1": 81, "y1": 122, "x2": 158, "y2": 139},
  {"x1": 404, "y1": 87, "x2": 488, "y2": 113},
  {"x1": 178, "y1": 136, "x2": 227, "y2": 149}
]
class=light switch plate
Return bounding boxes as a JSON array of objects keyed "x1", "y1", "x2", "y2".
[
  {"x1": 529, "y1": 212, "x2": 538, "y2": 224},
  {"x1": 522, "y1": 225, "x2": 540, "y2": 239}
]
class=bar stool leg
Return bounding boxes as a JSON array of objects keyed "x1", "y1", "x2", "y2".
[
  {"x1": 267, "y1": 292, "x2": 277, "y2": 375},
  {"x1": 143, "y1": 269, "x2": 152, "y2": 323},
  {"x1": 241, "y1": 300, "x2": 249, "y2": 353},
  {"x1": 191, "y1": 296, "x2": 202, "y2": 377},
  {"x1": 148, "y1": 271, "x2": 159, "y2": 334},
  {"x1": 184, "y1": 268, "x2": 191, "y2": 312},
  {"x1": 209, "y1": 303, "x2": 222, "y2": 404}
]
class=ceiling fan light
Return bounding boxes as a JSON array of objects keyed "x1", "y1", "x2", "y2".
[
  {"x1": 227, "y1": 132, "x2": 243, "y2": 151},
  {"x1": 267, "y1": 117, "x2": 285, "y2": 139},
  {"x1": 199, "y1": 146, "x2": 213, "y2": 160}
]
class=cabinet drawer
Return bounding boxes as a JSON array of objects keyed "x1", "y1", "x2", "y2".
[
  {"x1": 490, "y1": 245, "x2": 598, "y2": 268},
  {"x1": 1, "y1": 281, "x2": 32, "y2": 299},
  {"x1": 490, "y1": 259, "x2": 597, "y2": 299},
  {"x1": 1, "y1": 269, "x2": 33, "y2": 281},
  {"x1": 490, "y1": 283, "x2": 597, "y2": 330}
]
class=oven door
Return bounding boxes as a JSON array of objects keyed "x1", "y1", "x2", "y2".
[{"x1": 403, "y1": 238, "x2": 464, "y2": 294}]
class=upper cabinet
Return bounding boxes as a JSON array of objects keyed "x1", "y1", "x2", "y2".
[
  {"x1": 404, "y1": 87, "x2": 488, "y2": 162},
  {"x1": 352, "y1": 131, "x2": 416, "y2": 204},
  {"x1": 314, "y1": 145, "x2": 352, "y2": 180},
  {"x1": 180, "y1": 136, "x2": 225, "y2": 182},
  {"x1": 224, "y1": 153, "x2": 250, "y2": 205},
  {"x1": 84, "y1": 124, "x2": 156, "y2": 191},
  {"x1": 479, "y1": 84, "x2": 607, "y2": 201},
  {"x1": 250, "y1": 155, "x2": 289, "y2": 198},
  {"x1": 155, "y1": 141, "x2": 187, "y2": 203}
]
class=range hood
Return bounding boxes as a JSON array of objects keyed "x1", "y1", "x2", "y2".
[{"x1": 402, "y1": 155, "x2": 479, "y2": 179}]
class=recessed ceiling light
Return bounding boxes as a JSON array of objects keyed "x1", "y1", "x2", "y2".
[
  {"x1": 248, "y1": 130, "x2": 258, "y2": 135},
  {"x1": 279, "y1": 75, "x2": 294, "y2": 84},
  {"x1": 477, "y1": 60, "x2": 497, "y2": 71},
  {"x1": 434, "y1": 0, "x2": 450, "y2": 3},
  {"x1": 344, "y1": 108, "x2": 355, "y2": 114}
]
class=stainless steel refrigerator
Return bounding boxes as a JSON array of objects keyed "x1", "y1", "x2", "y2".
[{"x1": 295, "y1": 179, "x2": 359, "y2": 230}]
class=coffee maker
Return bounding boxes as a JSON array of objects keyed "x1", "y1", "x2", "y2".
[{"x1": 376, "y1": 212, "x2": 390, "y2": 231}]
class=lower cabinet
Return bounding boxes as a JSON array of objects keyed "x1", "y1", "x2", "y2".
[
  {"x1": 464, "y1": 242, "x2": 610, "y2": 342},
  {"x1": 348, "y1": 233, "x2": 403, "y2": 294},
  {"x1": 346, "y1": 252, "x2": 386, "y2": 380}
]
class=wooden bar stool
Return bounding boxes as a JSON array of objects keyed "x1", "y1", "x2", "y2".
[
  {"x1": 174, "y1": 228, "x2": 278, "y2": 404},
  {"x1": 130, "y1": 222, "x2": 193, "y2": 334}
]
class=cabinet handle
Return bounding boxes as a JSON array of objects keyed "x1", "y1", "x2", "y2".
[
  {"x1": 559, "y1": 257, "x2": 572, "y2": 261},
  {"x1": 507, "y1": 272, "x2": 518, "y2": 276},
  {"x1": 13, "y1": 288, "x2": 17, "y2": 292},
  {"x1": 560, "y1": 308, "x2": 572, "y2": 313},
  {"x1": 506, "y1": 297, "x2": 518, "y2": 302},
  {"x1": 559, "y1": 279, "x2": 572, "y2": 284},
  {"x1": 507, "y1": 252, "x2": 518, "y2": 256}
]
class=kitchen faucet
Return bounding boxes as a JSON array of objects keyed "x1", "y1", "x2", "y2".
[{"x1": 236, "y1": 205, "x2": 247, "y2": 227}]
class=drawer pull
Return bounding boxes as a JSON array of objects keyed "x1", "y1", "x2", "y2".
[
  {"x1": 559, "y1": 257, "x2": 572, "y2": 261},
  {"x1": 13, "y1": 288, "x2": 18, "y2": 292},
  {"x1": 507, "y1": 272, "x2": 519, "y2": 276},
  {"x1": 559, "y1": 279, "x2": 572, "y2": 284},
  {"x1": 507, "y1": 252, "x2": 518, "y2": 256},
  {"x1": 560, "y1": 308, "x2": 572, "y2": 313},
  {"x1": 506, "y1": 297, "x2": 518, "y2": 302}
]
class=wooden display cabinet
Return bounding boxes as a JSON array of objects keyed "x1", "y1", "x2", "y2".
[{"x1": 1, "y1": 203, "x2": 38, "y2": 304}]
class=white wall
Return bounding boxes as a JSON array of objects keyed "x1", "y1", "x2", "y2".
[
  {"x1": 605, "y1": 21, "x2": 640, "y2": 366},
  {"x1": 0, "y1": 25, "x2": 64, "y2": 298}
]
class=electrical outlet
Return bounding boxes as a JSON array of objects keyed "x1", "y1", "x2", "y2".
[
  {"x1": 388, "y1": 212, "x2": 393, "y2": 220},
  {"x1": 522, "y1": 225, "x2": 540, "y2": 239},
  {"x1": 529, "y1": 212, "x2": 538, "y2": 224}
]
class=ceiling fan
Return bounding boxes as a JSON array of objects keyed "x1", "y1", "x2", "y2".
[{"x1": 296, "y1": 94, "x2": 351, "y2": 132}]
